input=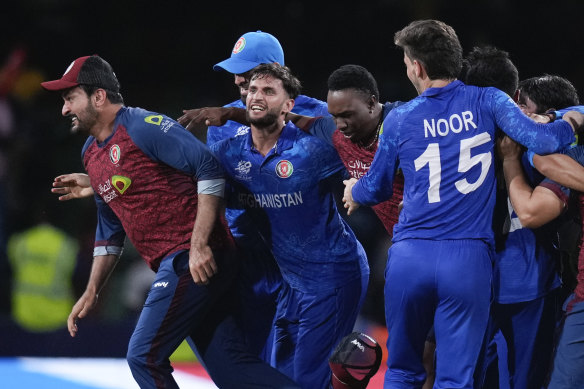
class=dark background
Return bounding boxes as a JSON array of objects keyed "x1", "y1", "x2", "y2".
[{"x1": 0, "y1": 0, "x2": 583, "y2": 355}]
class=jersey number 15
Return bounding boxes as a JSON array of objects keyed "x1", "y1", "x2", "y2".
[{"x1": 414, "y1": 132, "x2": 492, "y2": 203}]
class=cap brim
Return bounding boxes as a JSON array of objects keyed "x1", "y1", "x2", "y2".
[
  {"x1": 40, "y1": 79, "x2": 79, "y2": 91},
  {"x1": 212, "y1": 58, "x2": 261, "y2": 74}
]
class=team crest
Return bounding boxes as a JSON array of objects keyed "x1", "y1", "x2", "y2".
[
  {"x1": 110, "y1": 144, "x2": 121, "y2": 164},
  {"x1": 275, "y1": 160, "x2": 293, "y2": 178},
  {"x1": 232, "y1": 37, "x2": 246, "y2": 54}
]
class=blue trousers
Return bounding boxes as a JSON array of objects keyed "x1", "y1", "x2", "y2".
[
  {"x1": 126, "y1": 249, "x2": 300, "y2": 389},
  {"x1": 271, "y1": 273, "x2": 368, "y2": 389},
  {"x1": 384, "y1": 239, "x2": 492, "y2": 389},
  {"x1": 233, "y1": 234, "x2": 283, "y2": 362},
  {"x1": 548, "y1": 295, "x2": 584, "y2": 389},
  {"x1": 475, "y1": 289, "x2": 560, "y2": 389}
]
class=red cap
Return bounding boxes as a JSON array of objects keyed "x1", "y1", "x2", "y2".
[
  {"x1": 41, "y1": 55, "x2": 120, "y2": 92},
  {"x1": 41, "y1": 56, "x2": 91, "y2": 91}
]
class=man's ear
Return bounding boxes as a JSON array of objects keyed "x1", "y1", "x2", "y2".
[
  {"x1": 285, "y1": 98, "x2": 295, "y2": 113},
  {"x1": 93, "y1": 88, "x2": 108, "y2": 107},
  {"x1": 414, "y1": 60, "x2": 424, "y2": 79}
]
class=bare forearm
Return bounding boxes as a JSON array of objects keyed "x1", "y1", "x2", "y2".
[
  {"x1": 191, "y1": 193, "x2": 221, "y2": 249},
  {"x1": 84, "y1": 254, "x2": 119, "y2": 295},
  {"x1": 533, "y1": 153, "x2": 584, "y2": 192},
  {"x1": 502, "y1": 158, "x2": 537, "y2": 223},
  {"x1": 503, "y1": 158, "x2": 564, "y2": 227},
  {"x1": 286, "y1": 112, "x2": 314, "y2": 130}
]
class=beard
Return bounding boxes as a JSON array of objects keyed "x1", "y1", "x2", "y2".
[
  {"x1": 71, "y1": 101, "x2": 99, "y2": 134},
  {"x1": 246, "y1": 108, "x2": 281, "y2": 129}
]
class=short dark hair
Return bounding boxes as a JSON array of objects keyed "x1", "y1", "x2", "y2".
[
  {"x1": 250, "y1": 63, "x2": 301, "y2": 100},
  {"x1": 327, "y1": 64, "x2": 380, "y2": 101},
  {"x1": 80, "y1": 84, "x2": 124, "y2": 104},
  {"x1": 394, "y1": 19, "x2": 462, "y2": 80},
  {"x1": 462, "y1": 46, "x2": 519, "y2": 97},
  {"x1": 518, "y1": 75, "x2": 580, "y2": 113}
]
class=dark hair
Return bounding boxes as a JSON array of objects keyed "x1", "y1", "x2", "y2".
[
  {"x1": 394, "y1": 19, "x2": 462, "y2": 80},
  {"x1": 462, "y1": 46, "x2": 519, "y2": 97},
  {"x1": 327, "y1": 64, "x2": 380, "y2": 101},
  {"x1": 518, "y1": 75, "x2": 580, "y2": 113},
  {"x1": 250, "y1": 63, "x2": 301, "y2": 100},
  {"x1": 80, "y1": 84, "x2": 124, "y2": 104}
]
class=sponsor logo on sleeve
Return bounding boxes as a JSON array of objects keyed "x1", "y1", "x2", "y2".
[{"x1": 145, "y1": 115, "x2": 174, "y2": 133}]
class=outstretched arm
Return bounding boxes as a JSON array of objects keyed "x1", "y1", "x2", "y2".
[{"x1": 52, "y1": 173, "x2": 94, "y2": 200}]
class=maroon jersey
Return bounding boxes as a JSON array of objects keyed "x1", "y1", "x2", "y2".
[
  {"x1": 332, "y1": 129, "x2": 404, "y2": 235},
  {"x1": 83, "y1": 107, "x2": 233, "y2": 271}
]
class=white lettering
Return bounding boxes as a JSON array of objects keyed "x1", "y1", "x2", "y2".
[
  {"x1": 462, "y1": 111, "x2": 477, "y2": 131},
  {"x1": 424, "y1": 111, "x2": 478, "y2": 138},
  {"x1": 424, "y1": 118, "x2": 436, "y2": 138},
  {"x1": 237, "y1": 192, "x2": 304, "y2": 208}
]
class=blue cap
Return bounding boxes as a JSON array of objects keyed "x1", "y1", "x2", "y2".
[{"x1": 213, "y1": 31, "x2": 285, "y2": 74}]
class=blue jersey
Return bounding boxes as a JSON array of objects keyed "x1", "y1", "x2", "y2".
[
  {"x1": 207, "y1": 95, "x2": 328, "y2": 239},
  {"x1": 211, "y1": 122, "x2": 368, "y2": 292},
  {"x1": 82, "y1": 106, "x2": 231, "y2": 271},
  {"x1": 494, "y1": 154, "x2": 562, "y2": 303},
  {"x1": 352, "y1": 80, "x2": 575, "y2": 244},
  {"x1": 206, "y1": 95, "x2": 329, "y2": 146}
]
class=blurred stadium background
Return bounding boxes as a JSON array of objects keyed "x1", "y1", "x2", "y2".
[{"x1": 0, "y1": 0, "x2": 582, "y2": 387}]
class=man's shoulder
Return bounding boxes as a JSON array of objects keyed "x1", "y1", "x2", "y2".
[
  {"x1": 292, "y1": 95, "x2": 329, "y2": 116},
  {"x1": 223, "y1": 99, "x2": 245, "y2": 109}
]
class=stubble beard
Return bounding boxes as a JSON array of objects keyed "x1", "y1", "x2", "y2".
[
  {"x1": 71, "y1": 102, "x2": 99, "y2": 134},
  {"x1": 246, "y1": 109, "x2": 281, "y2": 131}
]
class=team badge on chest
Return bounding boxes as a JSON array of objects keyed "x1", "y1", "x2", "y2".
[
  {"x1": 275, "y1": 160, "x2": 293, "y2": 178},
  {"x1": 110, "y1": 144, "x2": 121, "y2": 164}
]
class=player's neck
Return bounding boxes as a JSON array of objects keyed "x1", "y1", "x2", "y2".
[
  {"x1": 358, "y1": 104, "x2": 384, "y2": 149},
  {"x1": 251, "y1": 122, "x2": 284, "y2": 156},
  {"x1": 418, "y1": 78, "x2": 456, "y2": 94},
  {"x1": 91, "y1": 104, "x2": 122, "y2": 143}
]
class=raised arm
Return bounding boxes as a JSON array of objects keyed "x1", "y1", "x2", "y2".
[{"x1": 498, "y1": 136, "x2": 565, "y2": 228}]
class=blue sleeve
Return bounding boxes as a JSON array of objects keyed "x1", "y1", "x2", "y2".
[
  {"x1": 490, "y1": 88, "x2": 575, "y2": 154},
  {"x1": 304, "y1": 137, "x2": 346, "y2": 181},
  {"x1": 93, "y1": 193, "x2": 126, "y2": 256},
  {"x1": 128, "y1": 113, "x2": 224, "y2": 181},
  {"x1": 292, "y1": 95, "x2": 330, "y2": 117},
  {"x1": 306, "y1": 117, "x2": 336, "y2": 146},
  {"x1": 352, "y1": 114, "x2": 398, "y2": 205},
  {"x1": 565, "y1": 145, "x2": 584, "y2": 166},
  {"x1": 554, "y1": 105, "x2": 584, "y2": 118}
]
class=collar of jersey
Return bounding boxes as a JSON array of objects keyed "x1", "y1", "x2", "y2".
[
  {"x1": 243, "y1": 121, "x2": 296, "y2": 155},
  {"x1": 421, "y1": 79, "x2": 462, "y2": 98}
]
